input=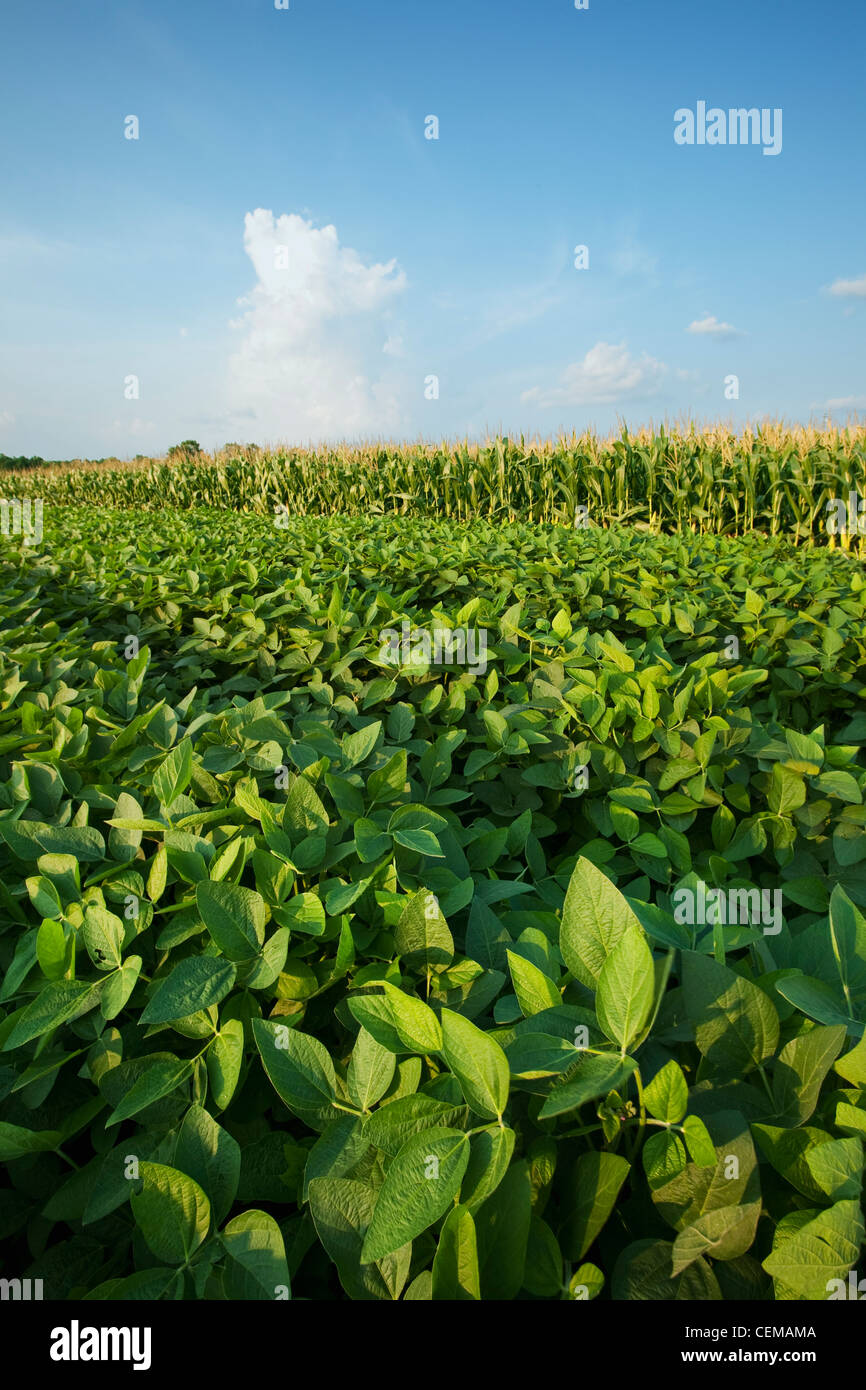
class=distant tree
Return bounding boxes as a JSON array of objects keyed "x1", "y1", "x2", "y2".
[{"x1": 167, "y1": 440, "x2": 203, "y2": 460}]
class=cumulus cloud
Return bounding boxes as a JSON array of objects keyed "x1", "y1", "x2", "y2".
[
  {"x1": 521, "y1": 341, "x2": 667, "y2": 407},
  {"x1": 226, "y1": 209, "x2": 407, "y2": 442},
  {"x1": 686, "y1": 314, "x2": 742, "y2": 338}
]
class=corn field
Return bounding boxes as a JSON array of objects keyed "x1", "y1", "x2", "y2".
[{"x1": 3, "y1": 424, "x2": 865, "y2": 543}]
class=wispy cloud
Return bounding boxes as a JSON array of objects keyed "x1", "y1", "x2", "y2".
[
  {"x1": 826, "y1": 275, "x2": 866, "y2": 299},
  {"x1": 686, "y1": 314, "x2": 742, "y2": 339},
  {"x1": 826, "y1": 395, "x2": 866, "y2": 410},
  {"x1": 521, "y1": 341, "x2": 668, "y2": 407}
]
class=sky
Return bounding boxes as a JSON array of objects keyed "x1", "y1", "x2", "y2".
[{"x1": 0, "y1": 0, "x2": 864, "y2": 459}]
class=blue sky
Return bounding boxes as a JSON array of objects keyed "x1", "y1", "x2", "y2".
[{"x1": 1, "y1": 0, "x2": 864, "y2": 458}]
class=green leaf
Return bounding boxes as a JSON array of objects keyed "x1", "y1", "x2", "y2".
[
  {"x1": 804, "y1": 1138, "x2": 864, "y2": 1202},
  {"x1": 301, "y1": 1115, "x2": 371, "y2": 1202},
  {"x1": 768, "y1": 763, "x2": 806, "y2": 815},
  {"x1": 432, "y1": 1204, "x2": 481, "y2": 1300},
  {"x1": 681, "y1": 951, "x2": 780, "y2": 1075},
  {"x1": 361, "y1": 1128, "x2": 470, "y2": 1263},
  {"x1": 0, "y1": 820, "x2": 105, "y2": 863},
  {"x1": 560, "y1": 856, "x2": 642, "y2": 989},
  {"x1": 253, "y1": 1018, "x2": 336, "y2": 1129},
  {"x1": 772, "y1": 1024, "x2": 847, "y2": 1126},
  {"x1": 538, "y1": 1053, "x2": 637, "y2": 1119},
  {"x1": 380, "y1": 982, "x2": 443, "y2": 1054},
  {"x1": 196, "y1": 880, "x2": 266, "y2": 960},
  {"x1": 82, "y1": 906, "x2": 125, "y2": 972},
  {"x1": 36, "y1": 917, "x2": 68, "y2": 980},
  {"x1": 459, "y1": 1124, "x2": 516, "y2": 1213},
  {"x1": 221, "y1": 1209, "x2": 291, "y2": 1300},
  {"x1": 523, "y1": 1215, "x2": 563, "y2": 1297},
  {"x1": 561, "y1": 1152, "x2": 630, "y2": 1260},
  {"x1": 130, "y1": 1161, "x2": 210, "y2": 1265},
  {"x1": 681, "y1": 1115, "x2": 718, "y2": 1167},
  {"x1": 173, "y1": 1104, "x2": 240, "y2": 1227},
  {"x1": 474, "y1": 1159, "x2": 532, "y2": 1300},
  {"x1": 309, "y1": 1178, "x2": 411, "y2": 1301},
  {"x1": 440, "y1": 1008, "x2": 510, "y2": 1121},
  {"x1": 762, "y1": 1199, "x2": 864, "y2": 1300},
  {"x1": 362, "y1": 1095, "x2": 468, "y2": 1157},
  {"x1": 140, "y1": 956, "x2": 236, "y2": 1025},
  {"x1": 106, "y1": 1057, "x2": 194, "y2": 1126},
  {"x1": 0, "y1": 1120, "x2": 62, "y2": 1161},
  {"x1": 644, "y1": 1059, "x2": 689, "y2": 1124},
  {"x1": 507, "y1": 949, "x2": 560, "y2": 1017},
  {"x1": 835, "y1": 1034, "x2": 866, "y2": 1085},
  {"x1": 829, "y1": 885, "x2": 866, "y2": 1004},
  {"x1": 3, "y1": 979, "x2": 102, "y2": 1051},
  {"x1": 775, "y1": 974, "x2": 860, "y2": 1031},
  {"x1": 347, "y1": 1028, "x2": 396, "y2": 1111},
  {"x1": 394, "y1": 889, "x2": 454, "y2": 974},
  {"x1": 153, "y1": 739, "x2": 194, "y2": 807},
  {"x1": 596, "y1": 925, "x2": 654, "y2": 1051},
  {"x1": 207, "y1": 1019, "x2": 244, "y2": 1111}
]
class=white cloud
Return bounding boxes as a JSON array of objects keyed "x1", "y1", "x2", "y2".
[
  {"x1": 0, "y1": 410, "x2": 15, "y2": 427},
  {"x1": 826, "y1": 395, "x2": 866, "y2": 410},
  {"x1": 521, "y1": 341, "x2": 667, "y2": 407},
  {"x1": 227, "y1": 209, "x2": 407, "y2": 442},
  {"x1": 382, "y1": 333, "x2": 405, "y2": 358},
  {"x1": 827, "y1": 275, "x2": 866, "y2": 299},
  {"x1": 686, "y1": 314, "x2": 742, "y2": 338}
]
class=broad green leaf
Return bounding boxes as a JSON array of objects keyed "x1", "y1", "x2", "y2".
[
  {"x1": 459, "y1": 1124, "x2": 516, "y2": 1213},
  {"x1": 772, "y1": 1024, "x2": 847, "y2": 1126},
  {"x1": 380, "y1": 982, "x2": 443, "y2": 1054},
  {"x1": 804, "y1": 1138, "x2": 864, "y2": 1202},
  {"x1": 596, "y1": 925, "x2": 654, "y2": 1051},
  {"x1": 140, "y1": 956, "x2": 236, "y2": 1025},
  {"x1": 309, "y1": 1178, "x2": 412, "y2": 1300},
  {"x1": 362, "y1": 1094, "x2": 468, "y2": 1157},
  {"x1": 130, "y1": 1161, "x2": 210, "y2": 1265},
  {"x1": 221, "y1": 1209, "x2": 291, "y2": 1300},
  {"x1": 106, "y1": 1057, "x2": 194, "y2": 1126},
  {"x1": 207, "y1": 1019, "x2": 244, "y2": 1111},
  {"x1": 394, "y1": 890, "x2": 454, "y2": 974},
  {"x1": 560, "y1": 857, "x2": 642, "y2": 989},
  {"x1": 348, "y1": 1028, "x2": 397, "y2": 1111},
  {"x1": 612, "y1": 1238, "x2": 722, "y2": 1300},
  {"x1": 0, "y1": 1120, "x2": 62, "y2": 1161},
  {"x1": 681, "y1": 951, "x2": 779, "y2": 1075},
  {"x1": 507, "y1": 949, "x2": 560, "y2": 1017},
  {"x1": 82, "y1": 906, "x2": 125, "y2": 972},
  {"x1": 440, "y1": 1008, "x2": 510, "y2": 1120},
  {"x1": 561, "y1": 1152, "x2": 630, "y2": 1260},
  {"x1": 644, "y1": 1059, "x2": 689, "y2": 1124},
  {"x1": 173, "y1": 1104, "x2": 240, "y2": 1226},
  {"x1": 302, "y1": 1115, "x2": 372, "y2": 1202},
  {"x1": 432, "y1": 1204, "x2": 481, "y2": 1300},
  {"x1": 361, "y1": 1128, "x2": 470, "y2": 1263},
  {"x1": 538, "y1": 1053, "x2": 637, "y2": 1119},
  {"x1": 253, "y1": 1019, "x2": 336, "y2": 1130},
  {"x1": 474, "y1": 1159, "x2": 532, "y2": 1299},
  {"x1": 153, "y1": 739, "x2": 194, "y2": 807},
  {"x1": 3, "y1": 979, "x2": 102, "y2": 1051},
  {"x1": 762, "y1": 1199, "x2": 864, "y2": 1300},
  {"x1": 36, "y1": 917, "x2": 68, "y2": 980},
  {"x1": 196, "y1": 880, "x2": 266, "y2": 960},
  {"x1": 523, "y1": 1215, "x2": 563, "y2": 1297}
]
